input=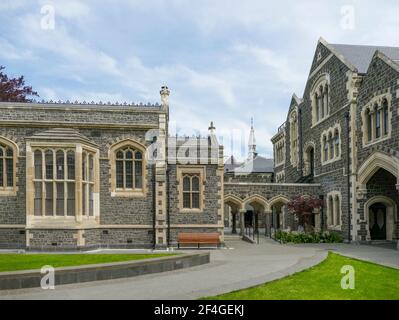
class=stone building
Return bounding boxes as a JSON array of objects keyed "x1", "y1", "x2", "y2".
[
  {"x1": 0, "y1": 86, "x2": 224, "y2": 250},
  {"x1": 271, "y1": 38, "x2": 399, "y2": 243}
]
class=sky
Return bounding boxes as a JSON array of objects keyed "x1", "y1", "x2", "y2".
[{"x1": 1, "y1": 0, "x2": 399, "y2": 161}]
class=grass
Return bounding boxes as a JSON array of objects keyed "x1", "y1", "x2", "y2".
[
  {"x1": 203, "y1": 252, "x2": 399, "y2": 300},
  {"x1": 0, "y1": 253, "x2": 176, "y2": 272}
]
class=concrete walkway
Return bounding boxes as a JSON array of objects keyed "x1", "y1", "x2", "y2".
[
  {"x1": 294, "y1": 243, "x2": 399, "y2": 269},
  {"x1": 0, "y1": 238, "x2": 326, "y2": 300},
  {"x1": 1, "y1": 239, "x2": 398, "y2": 300}
]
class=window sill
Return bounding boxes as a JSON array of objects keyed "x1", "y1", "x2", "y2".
[
  {"x1": 0, "y1": 189, "x2": 17, "y2": 197},
  {"x1": 363, "y1": 135, "x2": 390, "y2": 148},
  {"x1": 311, "y1": 115, "x2": 330, "y2": 128},
  {"x1": 179, "y1": 209, "x2": 204, "y2": 214},
  {"x1": 327, "y1": 225, "x2": 342, "y2": 231},
  {"x1": 321, "y1": 156, "x2": 341, "y2": 166},
  {"x1": 111, "y1": 190, "x2": 146, "y2": 198}
]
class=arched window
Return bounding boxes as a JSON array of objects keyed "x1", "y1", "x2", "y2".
[
  {"x1": 311, "y1": 75, "x2": 330, "y2": 125},
  {"x1": 334, "y1": 129, "x2": 340, "y2": 158},
  {"x1": 366, "y1": 109, "x2": 372, "y2": 142},
  {"x1": 115, "y1": 147, "x2": 143, "y2": 190},
  {"x1": 334, "y1": 195, "x2": 341, "y2": 226},
  {"x1": 375, "y1": 104, "x2": 381, "y2": 139},
  {"x1": 315, "y1": 93, "x2": 320, "y2": 122},
  {"x1": 323, "y1": 135, "x2": 328, "y2": 162},
  {"x1": 319, "y1": 86, "x2": 324, "y2": 119},
  {"x1": 0, "y1": 143, "x2": 15, "y2": 190},
  {"x1": 328, "y1": 132, "x2": 334, "y2": 160},
  {"x1": 328, "y1": 196, "x2": 334, "y2": 226},
  {"x1": 383, "y1": 99, "x2": 389, "y2": 136},
  {"x1": 323, "y1": 84, "x2": 329, "y2": 116},
  {"x1": 289, "y1": 111, "x2": 298, "y2": 166}
]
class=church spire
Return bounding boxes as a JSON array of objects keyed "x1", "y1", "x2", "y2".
[{"x1": 248, "y1": 117, "x2": 257, "y2": 160}]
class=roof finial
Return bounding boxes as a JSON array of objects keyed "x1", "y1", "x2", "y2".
[
  {"x1": 160, "y1": 85, "x2": 170, "y2": 108},
  {"x1": 248, "y1": 117, "x2": 257, "y2": 160}
]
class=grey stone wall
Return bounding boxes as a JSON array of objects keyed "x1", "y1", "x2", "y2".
[
  {"x1": 0, "y1": 229, "x2": 25, "y2": 249},
  {"x1": 168, "y1": 164, "x2": 220, "y2": 225},
  {"x1": 224, "y1": 172, "x2": 273, "y2": 183}
]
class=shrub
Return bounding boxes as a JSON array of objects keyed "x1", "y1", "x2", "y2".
[{"x1": 275, "y1": 230, "x2": 342, "y2": 244}]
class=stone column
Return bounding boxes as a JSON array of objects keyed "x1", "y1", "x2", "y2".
[
  {"x1": 232, "y1": 210, "x2": 237, "y2": 234},
  {"x1": 239, "y1": 209, "x2": 246, "y2": 236},
  {"x1": 155, "y1": 113, "x2": 168, "y2": 248}
]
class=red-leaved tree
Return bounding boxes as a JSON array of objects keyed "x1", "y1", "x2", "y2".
[
  {"x1": 0, "y1": 66, "x2": 38, "y2": 102},
  {"x1": 287, "y1": 195, "x2": 324, "y2": 232}
]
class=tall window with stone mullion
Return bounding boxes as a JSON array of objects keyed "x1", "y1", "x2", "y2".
[
  {"x1": 0, "y1": 144, "x2": 13, "y2": 189},
  {"x1": 34, "y1": 149, "x2": 76, "y2": 216},
  {"x1": 115, "y1": 147, "x2": 143, "y2": 190},
  {"x1": 82, "y1": 152, "x2": 95, "y2": 216},
  {"x1": 182, "y1": 174, "x2": 200, "y2": 209}
]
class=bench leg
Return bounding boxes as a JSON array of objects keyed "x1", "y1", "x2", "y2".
[{"x1": 198, "y1": 243, "x2": 200, "y2": 249}]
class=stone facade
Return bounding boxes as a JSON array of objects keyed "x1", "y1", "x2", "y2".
[
  {"x1": 271, "y1": 38, "x2": 399, "y2": 243},
  {"x1": 0, "y1": 87, "x2": 224, "y2": 250}
]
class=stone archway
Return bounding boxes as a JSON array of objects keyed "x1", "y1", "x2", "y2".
[
  {"x1": 224, "y1": 195, "x2": 244, "y2": 235},
  {"x1": 357, "y1": 152, "x2": 399, "y2": 194},
  {"x1": 243, "y1": 195, "x2": 268, "y2": 236},
  {"x1": 357, "y1": 152, "x2": 399, "y2": 241},
  {"x1": 269, "y1": 195, "x2": 290, "y2": 233},
  {"x1": 364, "y1": 196, "x2": 397, "y2": 241}
]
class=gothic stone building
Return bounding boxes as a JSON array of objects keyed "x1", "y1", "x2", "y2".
[
  {"x1": 272, "y1": 38, "x2": 399, "y2": 243},
  {"x1": 0, "y1": 87, "x2": 224, "y2": 250}
]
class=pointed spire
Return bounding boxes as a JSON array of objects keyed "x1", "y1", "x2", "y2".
[{"x1": 248, "y1": 117, "x2": 257, "y2": 160}]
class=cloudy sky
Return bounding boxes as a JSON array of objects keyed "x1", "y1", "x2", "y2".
[{"x1": 1, "y1": 0, "x2": 399, "y2": 160}]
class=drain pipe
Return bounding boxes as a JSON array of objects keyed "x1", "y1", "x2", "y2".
[{"x1": 345, "y1": 111, "x2": 351, "y2": 243}]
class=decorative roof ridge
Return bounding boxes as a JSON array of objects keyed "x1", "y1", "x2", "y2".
[{"x1": 25, "y1": 99, "x2": 161, "y2": 107}]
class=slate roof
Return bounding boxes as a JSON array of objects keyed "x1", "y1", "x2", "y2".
[
  {"x1": 224, "y1": 155, "x2": 243, "y2": 173},
  {"x1": 28, "y1": 128, "x2": 97, "y2": 146},
  {"x1": 330, "y1": 43, "x2": 399, "y2": 74},
  {"x1": 234, "y1": 156, "x2": 274, "y2": 174}
]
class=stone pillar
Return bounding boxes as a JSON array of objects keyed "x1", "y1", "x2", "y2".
[
  {"x1": 232, "y1": 210, "x2": 237, "y2": 234},
  {"x1": 155, "y1": 113, "x2": 168, "y2": 248},
  {"x1": 239, "y1": 209, "x2": 246, "y2": 236},
  {"x1": 265, "y1": 210, "x2": 272, "y2": 237}
]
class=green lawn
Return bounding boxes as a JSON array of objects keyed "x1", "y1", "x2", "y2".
[
  {"x1": 0, "y1": 253, "x2": 175, "y2": 272},
  {"x1": 204, "y1": 253, "x2": 399, "y2": 300}
]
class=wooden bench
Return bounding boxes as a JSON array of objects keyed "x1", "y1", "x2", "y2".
[{"x1": 177, "y1": 233, "x2": 221, "y2": 249}]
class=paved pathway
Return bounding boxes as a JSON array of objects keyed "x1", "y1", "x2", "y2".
[
  {"x1": 294, "y1": 243, "x2": 399, "y2": 269},
  {"x1": 0, "y1": 238, "x2": 325, "y2": 300},
  {"x1": 1, "y1": 239, "x2": 398, "y2": 300}
]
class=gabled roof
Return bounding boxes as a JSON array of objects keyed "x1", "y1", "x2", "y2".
[
  {"x1": 234, "y1": 156, "x2": 274, "y2": 174},
  {"x1": 320, "y1": 37, "x2": 399, "y2": 74},
  {"x1": 330, "y1": 43, "x2": 399, "y2": 73}
]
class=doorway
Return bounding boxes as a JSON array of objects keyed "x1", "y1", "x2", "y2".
[{"x1": 369, "y1": 203, "x2": 387, "y2": 240}]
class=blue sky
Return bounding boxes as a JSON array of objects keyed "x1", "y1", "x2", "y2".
[{"x1": 1, "y1": 0, "x2": 399, "y2": 160}]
